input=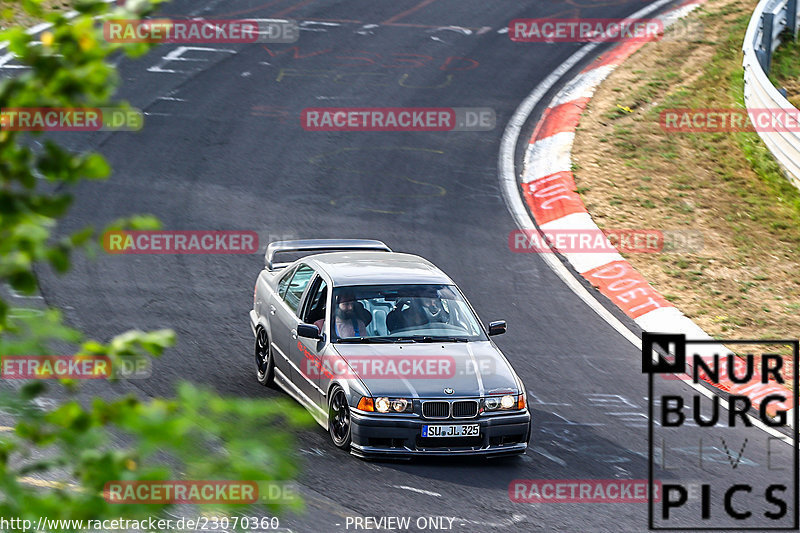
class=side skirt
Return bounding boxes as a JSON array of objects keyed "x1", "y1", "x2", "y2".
[{"x1": 274, "y1": 367, "x2": 328, "y2": 429}]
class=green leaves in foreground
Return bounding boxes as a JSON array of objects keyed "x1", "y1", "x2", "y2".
[
  {"x1": 0, "y1": 379, "x2": 312, "y2": 522},
  {"x1": 0, "y1": 1, "x2": 312, "y2": 529},
  {"x1": 0, "y1": 0, "x2": 159, "y2": 328}
]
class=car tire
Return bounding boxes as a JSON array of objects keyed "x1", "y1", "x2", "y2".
[
  {"x1": 328, "y1": 386, "x2": 352, "y2": 450},
  {"x1": 254, "y1": 327, "x2": 275, "y2": 387}
]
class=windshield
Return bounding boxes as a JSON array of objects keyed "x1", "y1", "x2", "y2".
[{"x1": 329, "y1": 284, "x2": 487, "y2": 343}]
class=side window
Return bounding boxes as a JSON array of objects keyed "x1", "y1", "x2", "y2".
[
  {"x1": 303, "y1": 277, "x2": 328, "y2": 325},
  {"x1": 277, "y1": 266, "x2": 296, "y2": 299},
  {"x1": 284, "y1": 264, "x2": 315, "y2": 313}
]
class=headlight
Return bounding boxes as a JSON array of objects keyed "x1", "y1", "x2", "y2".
[
  {"x1": 484, "y1": 394, "x2": 522, "y2": 411},
  {"x1": 501, "y1": 394, "x2": 515, "y2": 409},
  {"x1": 391, "y1": 399, "x2": 409, "y2": 412},
  {"x1": 375, "y1": 397, "x2": 391, "y2": 413},
  {"x1": 374, "y1": 397, "x2": 412, "y2": 413}
]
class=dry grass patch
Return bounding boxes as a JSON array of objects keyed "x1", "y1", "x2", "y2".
[
  {"x1": 572, "y1": 0, "x2": 800, "y2": 380},
  {"x1": 0, "y1": 1, "x2": 73, "y2": 30}
]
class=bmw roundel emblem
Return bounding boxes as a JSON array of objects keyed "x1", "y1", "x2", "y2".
[{"x1": 444, "y1": 388, "x2": 454, "y2": 395}]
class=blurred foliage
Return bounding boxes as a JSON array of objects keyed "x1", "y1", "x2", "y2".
[{"x1": 0, "y1": 1, "x2": 310, "y2": 528}]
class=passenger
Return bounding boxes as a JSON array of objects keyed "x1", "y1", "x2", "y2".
[
  {"x1": 387, "y1": 296, "x2": 449, "y2": 333},
  {"x1": 421, "y1": 297, "x2": 450, "y2": 324}
]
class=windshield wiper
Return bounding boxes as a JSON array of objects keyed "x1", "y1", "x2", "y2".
[
  {"x1": 393, "y1": 336, "x2": 469, "y2": 343},
  {"x1": 336, "y1": 336, "x2": 398, "y2": 343},
  {"x1": 423, "y1": 336, "x2": 469, "y2": 343}
]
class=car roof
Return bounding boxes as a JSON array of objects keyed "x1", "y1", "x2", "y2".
[{"x1": 302, "y1": 251, "x2": 454, "y2": 286}]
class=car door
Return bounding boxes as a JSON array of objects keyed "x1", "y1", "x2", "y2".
[
  {"x1": 261, "y1": 265, "x2": 295, "y2": 377},
  {"x1": 293, "y1": 274, "x2": 329, "y2": 407},
  {"x1": 271, "y1": 264, "x2": 315, "y2": 386}
]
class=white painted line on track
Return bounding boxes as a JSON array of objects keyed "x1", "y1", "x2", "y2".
[
  {"x1": 455, "y1": 514, "x2": 527, "y2": 528},
  {"x1": 531, "y1": 446, "x2": 567, "y2": 466},
  {"x1": 391, "y1": 485, "x2": 442, "y2": 497},
  {"x1": 147, "y1": 46, "x2": 235, "y2": 74}
]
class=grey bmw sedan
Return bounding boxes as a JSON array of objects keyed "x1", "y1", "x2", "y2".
[{"x1": 249, "y1": 239, "x2": 531, "y2": 459}]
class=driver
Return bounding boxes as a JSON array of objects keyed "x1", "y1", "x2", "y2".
[{"x1": 333, "y1": 293, "x2": 368, "y2": 338}]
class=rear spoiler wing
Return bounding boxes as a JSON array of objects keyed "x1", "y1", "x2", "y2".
[{"x1": 265, "y1": 239, "x2": 392, "y2": 271}]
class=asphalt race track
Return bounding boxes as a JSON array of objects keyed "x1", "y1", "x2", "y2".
[{"x1": 15, "y1": 0, "x2": 797, "y2": 531}]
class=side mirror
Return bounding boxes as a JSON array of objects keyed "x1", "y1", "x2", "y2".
[
  {"x1": 297, "y1": 323, "x2": 321, "y2": 339},
  {"x1": 488, "y1": 320, "x2": 507, "y2": 336}
]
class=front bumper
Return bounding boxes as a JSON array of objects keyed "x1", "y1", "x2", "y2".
[{"x1": 349, "y1": 409, "x2": 531, "y2": 459}]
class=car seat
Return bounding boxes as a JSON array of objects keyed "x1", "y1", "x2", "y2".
[
  {"x1": 354, "y1": 301, "x2": 373, "y2": 327},
  {"x1": 369, "y1": 309, "x2": 389, "y2": 336}
]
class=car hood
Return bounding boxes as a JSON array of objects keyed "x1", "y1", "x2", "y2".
[{"x1": 330, "y1": 341, "x2": 520, "y2": 398}]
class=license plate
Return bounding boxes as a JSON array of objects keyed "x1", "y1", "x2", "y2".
[{"x1": 422, "y1": 424, "x2": 479, "y2": 438}]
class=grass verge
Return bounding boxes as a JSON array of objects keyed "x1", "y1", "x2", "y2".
[
  {"x1": 0, "y1": 1, "x2": 72, "y2": 30},
  {"x1": 572, "y1": 0, "x2": 800, "y2": 376},
  {"x1": 770, "y1": 31, "x2": 800, "y2": 108}
]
